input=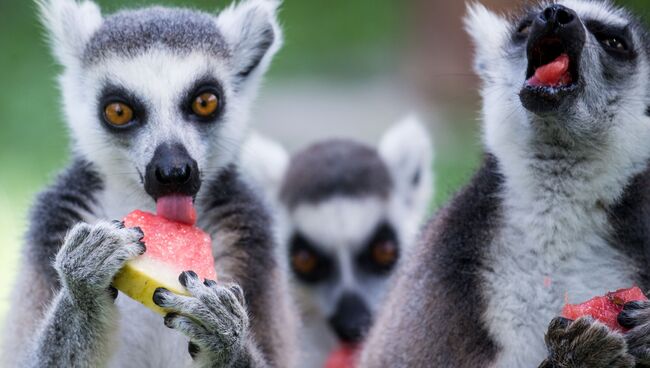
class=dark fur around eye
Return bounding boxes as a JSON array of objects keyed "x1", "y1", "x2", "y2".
[
  {"x1": 181, "y1": 77, "x2": 226, "y2": 123},
  {"x1": 289, "y1": 233, "x2": 334, "y2": 284},
  {"x1": 512, "y1": 14, "x2": 535, "y2": 43},
  {"x1": 357, "y1": 223, "x2": 399, "y2": 275},
  {"x1": 586, "y1": 20, "x2": 636, "y2": 60},
  {"x1": 97, "y1": 85, "x2": 147, "y2": 131}
]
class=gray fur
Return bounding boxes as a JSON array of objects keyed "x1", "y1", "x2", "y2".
[
  {"x1": 84, "y1": 7, "x2": 228, "y2": 65},
  {"x1": 361, "y1": 1, "x2": 650, "y2": 367},
  {"x1": 279, "y1": 140, "x2": 393, "y2": 209},
  {"x1": 22, "y1": 220, "x2": 145, "y2": 367},
  {"x1": 2, "y1": 0, "x2": 293, "y2": 366}
]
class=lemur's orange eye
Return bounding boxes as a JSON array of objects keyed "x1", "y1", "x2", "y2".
[
  {"x1": 192, "y1": 92, "x2": 219, "y2": 117},
  {"x1": 104, "y1": 102, "x2": 134, "y2": 126},
  {"x1": 372, "y1": 240, "x2": 397, "y2": 267},
  {"x1": 291, "y1": 249, "x2": 318, "y2": 276}
]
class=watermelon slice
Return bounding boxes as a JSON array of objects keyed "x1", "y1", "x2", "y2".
[
  {"x1": 561, "y1": 286, "x2": 648, "y2": 332},
  {"x1": 112, "y1": 210, "x2": 216, "y2": 315},
  {"x1": 527, "y1": 54, "x2": 572, "y2": 87},
  {"x1": 325, "y1": 345, "x2": 360, "y2": 368}
]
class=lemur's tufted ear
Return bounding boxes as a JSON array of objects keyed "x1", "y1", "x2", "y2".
[
  {"x1": 240, "y1": 132, "x2": 289, "y2": 205},
  {"x1": 464, "y1": 3, "x2": 509, "y2": 81},
  {"x1": 379, "y1": 114, "x2": 434, "y2": 218},
  {"x1": 216, "y1": 0, "x2": 283, "y2": 85},
  {"x1": 37, "y1": 0, "x2": 103, "y2": 68}
]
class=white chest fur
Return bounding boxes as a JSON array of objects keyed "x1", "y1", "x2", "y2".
[
  {"x1": 482, "y1": 173, "x2": 637, "y2": 367},
  {"x1": 108, "y1": 296, "x2": 191, "y2": 368}
]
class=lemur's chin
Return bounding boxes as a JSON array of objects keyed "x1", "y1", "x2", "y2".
[{"x1": 520, "y1": 35, "x2": 583, "y2": 114}]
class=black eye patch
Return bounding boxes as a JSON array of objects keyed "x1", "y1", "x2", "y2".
[
  {"x1": 585, "y1": 20, "x2": 636, "y2": 60},
  {"x1": 181, "y1": 76, "x2": 226, "y2": 124},
  {"x1": 289, "y1": 232, "x2": 335, "y2": 284},
  {"x1": 356, "y1": 223, "x2": 400, "y2": 275},
  {"x1": 97, "y1": 84, "x2": 147, "y2": 131}
]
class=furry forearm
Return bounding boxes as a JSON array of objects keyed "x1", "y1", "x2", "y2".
[{"x1": 23, "y1": 289, "x2": 117, "y2": 368}]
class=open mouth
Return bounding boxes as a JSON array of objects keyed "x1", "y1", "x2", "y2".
[{"x1": 525, "y1": 37, "x2": 579, "y2": 90}]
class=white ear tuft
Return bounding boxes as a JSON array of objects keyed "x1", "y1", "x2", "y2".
[
  {"x1": 464, "y1": 2, "x2": 509, "y2": 80},
  {"x1": 37, "y1": 0, "x2": 103, "y2": 67},
  {"x1": 379, "y1": 114, "x2": 434, "y2": 218},
  {"x1": 240, "y1": 132, "x2": 289, "y2": 204},
  {"x1": 216, "y1": 0, "x2": 283, "y2": 84}
]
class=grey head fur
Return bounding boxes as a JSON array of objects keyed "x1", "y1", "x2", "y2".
[
  {"x1": 83, "y1": 7, "x2": 228, "y2": 65},
  {"x1": 279, "y1": 139, "x2": 393, "y2": 209}
]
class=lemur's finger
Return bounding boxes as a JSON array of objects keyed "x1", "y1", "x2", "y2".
[
  {"x1": 618, "y1": 301, "x2": 650, "y2": 329},
  {"x1": 164, "y1": 313, "x2": 211, "y2": 342},
  {"x1": 153, "y1": 287, "x2": 224, "y2": 331}
]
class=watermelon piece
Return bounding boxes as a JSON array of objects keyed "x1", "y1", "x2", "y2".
[
  {"x1": 527, "y1": 54, "x2": 572, "y2": 87},
  {"x1": 112, "y1": 210, "x2": 216, "y2": 315},
  {"x1": 561, "y1": 286, "x2": 648, "y2": 332},
  {"x1": 325, "y1": 345, "x2": 360, "y2": 368}
]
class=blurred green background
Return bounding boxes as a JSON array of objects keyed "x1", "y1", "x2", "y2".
[{"x1": 0, "y1": 0, "x2": 647, "y2": 330}]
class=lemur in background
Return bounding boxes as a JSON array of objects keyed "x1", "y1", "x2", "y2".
[
  {"x1": 241, "y1": 116, "x2": 433, "y2": 366},
  {"x1": 1, "y1": 0, "x2": 296, "y2": 367},
  {"x1": 360, "y1": 1, "x2": 650, "y2": 367}
]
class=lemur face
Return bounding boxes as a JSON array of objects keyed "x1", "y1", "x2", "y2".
[
  {"x1": 287, "y1": 196, "x2": 402, "y2": 343},
  {"x1": 241, "y1": 116, "x2": 433, "y2": 347},
  {"x1": 42, "y1": 1, "x2": 281, "y2": 203},
  {"x1": 466, "y1": 0, "x2": 650, "y2": 150}
]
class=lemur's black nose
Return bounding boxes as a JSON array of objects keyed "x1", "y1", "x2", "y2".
[
  {"x1": 145, "y1": 143, "x2": 201, "y2": 199},
  {"x1": 328, "y1": 292, "x2": 371, "y2": 343},
  {"x1": 541, "y1": 4, "x2": 576, "y2": 26}
]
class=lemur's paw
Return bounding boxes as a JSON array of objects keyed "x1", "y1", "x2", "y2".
[
  {"x1": 55, "y1": 221, "x2": 145, "y2": 303},
  {"x1": 619, "y1": 300, "x2": 650, "y2": 364},
  {"x1": 541, "y1": 316, "x2": 635, "y2": 368},
  {"x1": 153, "y1": 271, "x2": 248, "y2": 364}
]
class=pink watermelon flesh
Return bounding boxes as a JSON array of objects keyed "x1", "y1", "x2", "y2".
[
  {"x1": 561, "y1": 286, "x2": 647, "y2": 332},
  {"x1": 156, "y1": 195, "x2": 197, "y2": 225},
  {"x1": 325, "y1": 344, "x2": 360, "y2": 368},
  {"x1": 527, "y1": 54, "x2": 572, "y2": 87},
  {"x1": 123, "y1": 210, "x2": 216, "y2": 281}
]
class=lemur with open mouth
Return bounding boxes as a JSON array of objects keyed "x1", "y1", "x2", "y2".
[
  {"x1": 360, "y1": 1, "x2": 650, "y2": 367},
  {"x1": 1, "y1": 0, "x2": 296, "y2": 367},
  {"x1": 242, "y1": 116, "x2": 433, "y2": 366}
]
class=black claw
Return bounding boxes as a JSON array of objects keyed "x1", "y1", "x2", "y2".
[
  {"x1": 203, "y1": 279, "x2": 218, "y2": 287},
  {"x1": 164, "y1": 313, "x2": 177, "y2": 328},
  {"x1": 138, "y1": 240, "x2": 147, "y2": 254},
  {"x1": 153, "y1": 288, "x2": 168, "y2": 306},
  {"x1": 623, "y1": 301, "x2": 647, "y2": 311},
  {"x1": 179, "y1": 271, "x2": 198, "y2": 287},
  {"x1": 112, "y1": 220, "x2": 125, "y2": 229},
  {"x1": 179, "y1": 272, "x2": 189, "y2": 287},
  {"x1": 618, "y1": 310, "x2": 639, "y2": 329},
  {"x1": 107, "y1": 286, "x2": 119, "y2": 301},
  {"x1": 188, "y1": 342, "x2": 200, "y2": 359},
  {"x1": 133, "y1": 226, "x2": 145, "y2": 240}
]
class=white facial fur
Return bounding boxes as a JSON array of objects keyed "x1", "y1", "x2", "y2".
[
  {"x1": 240, "y1": 115, "x2": 433, "y2": 364},
  {"x1": 40, "y1": 0, "x2": 282, "y2": 218},
  {"x1": 466, "y1": 1, "x2": 650, "y2": 366}
]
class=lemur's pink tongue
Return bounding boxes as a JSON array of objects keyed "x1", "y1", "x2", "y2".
[
  {"x1": 156, "y1": 195, "x2": 197, "y2": 225},
  {"x1": 527, "y1": 54, "x2": 572, "y2": 87}
]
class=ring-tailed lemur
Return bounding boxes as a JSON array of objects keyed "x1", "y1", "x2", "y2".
[
  {"x1": 360, "y1": 1, "x2": 650, "y2": 367},
  {"x1": 1, "y1": 0, "x2": 296, "y2": 367},
  {"x1": 241, "y1": 115, "x2": 433, "y2": 366}
]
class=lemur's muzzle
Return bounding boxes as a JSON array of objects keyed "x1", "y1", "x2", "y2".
[
  {"x1": 521, "y1": 4, "x2": 586, "y2": 113},
  {"x1": 328, "y1": 292, "x2": 372, "y2": 343},
  {"x1": 144, "y1": 143, "x2": 201, "y2": 200}
]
